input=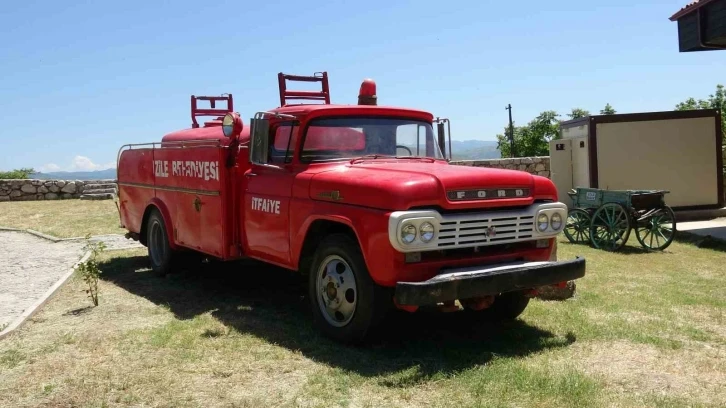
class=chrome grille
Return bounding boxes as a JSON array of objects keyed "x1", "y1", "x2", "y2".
[{"x1": 437, "y1": 213, "x2": 535, "y2": 247}]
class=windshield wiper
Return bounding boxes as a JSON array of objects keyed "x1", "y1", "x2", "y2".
[
  {"x1": 350, "y1": 154, "x2": 435, "y2": 164},
  {"x1": 349, "y1": 154, "x2": 396, "y2": 163}
]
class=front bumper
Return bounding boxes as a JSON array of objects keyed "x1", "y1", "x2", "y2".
[{"x1": 393, "y1": 257, "x2": 586, "y2": 306}]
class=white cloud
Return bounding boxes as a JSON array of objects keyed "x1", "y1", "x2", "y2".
[
  {"x1": 39, "y1": 163, "x2": 61, "y2": 172},
  {"x1": 38, "y1": 156, "x2": 116, "y2": 173}
]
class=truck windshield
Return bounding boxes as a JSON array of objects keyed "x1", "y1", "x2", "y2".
[{"x1": 300, "y1": 117, "x2": 444, "y2": 162}]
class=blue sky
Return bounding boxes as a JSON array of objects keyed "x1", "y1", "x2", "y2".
[{"x1": 1, "y1": 0, "x2": 724, "y2": 172}]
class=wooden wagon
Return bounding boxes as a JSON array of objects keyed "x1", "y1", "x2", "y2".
[{"x1": 563, "y1": 187, "x2": 677, "y2": 251}]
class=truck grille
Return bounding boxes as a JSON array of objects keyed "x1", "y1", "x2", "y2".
[{"x1": 437, "y1": 214, "x2": 535, "y2": 248}]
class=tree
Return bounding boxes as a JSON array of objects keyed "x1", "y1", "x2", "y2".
[
  {"x1": 0, "y1": 168, "x2": 36, "y2": 179},
  {"x1": 567, "y1": 108, "x2": 590, "y2": 120},
  {"x1": 496, "y1": 110, "x2": 561, "y2": 157},
  {"x1": 600, "y1": 103, "x2": 616, "y2": 115},
  {"x1": 675, "y1": 84, "x2": 725, "y2": 138}
]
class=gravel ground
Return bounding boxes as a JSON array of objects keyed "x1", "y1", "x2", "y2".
[{"x1": 0, "y1": 231, "x2": 86, "y2": 328}]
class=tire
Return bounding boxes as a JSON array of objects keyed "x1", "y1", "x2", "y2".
[
  {"x1": 146, "y1": 209, "x2": 178, "y2": 276},
  {"x1": 463, "y1": 290, "x2": 530, "y2": 321},
  {"x1": 307, "y1": 233, "x2": 392, "y2": 344}
]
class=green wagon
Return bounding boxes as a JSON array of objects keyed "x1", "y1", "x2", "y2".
[{"x1": 563, "y1": 187, "x2": 677, "y2": 251}]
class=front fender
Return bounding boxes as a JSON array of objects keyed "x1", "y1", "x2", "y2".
[{"x1": 289, "y1": 200, "x2": 398, "y2": 286}]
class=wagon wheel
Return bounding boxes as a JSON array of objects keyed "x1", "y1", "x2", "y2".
[
  {"x1": 564, "y1": 209, "x2": 591, "y2": 244},
  {"x1": 635, "y1": 205, "x2": 676, "y2": 251},
  {"x1": 589, "y1": 203, "x2": 631, "y2": 251}
]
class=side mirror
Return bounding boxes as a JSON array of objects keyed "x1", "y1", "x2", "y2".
[
  {"x1": 434, "y1": 118, "x2": 452, "y2": 161},
  {"x1": 249, "y1": 118, "x2": 270, "y2": 164},
  {"x1": 222, "y1": 112, "x2": 243, "y2": 139}
]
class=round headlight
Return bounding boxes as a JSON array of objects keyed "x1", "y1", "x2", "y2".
[
  {"x1": 420, "y1": 222, "x2": 435, "y2": 243},
  {"x1": 401, "y1": 223, "x2": 416, "y2": 244},
  {"x1": 551, "y1": 213, "x2": 563, "y2": 230},
  {"x1": 537, "y1": 213, "x2": 549, "y2": 232}
]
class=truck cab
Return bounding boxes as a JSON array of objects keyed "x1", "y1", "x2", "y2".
[{"x1": 117, "y1": 72, "x2": 586, "y2": 343}]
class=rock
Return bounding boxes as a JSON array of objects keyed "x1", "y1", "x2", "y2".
[
  {"x1": 535, "y1": 163, "x2": 546, "y2": 172},
  {"x1": 520, "y1": 157, "x2": 533, "y2": 164},
  {"x1": 0, "y1": 195, "x2": 9, "y2": 202},
  {"x1": 49, "y1": 185, "x2": 60, "y2": 193},
  {"x1": 534, "y1": 157, "x2": 543, "y2": 163},
  {"x1": 511, "y1": 158, "x2": 521, "y2": 165},
  {"x1": 30, "y1": 179, "x2": 43, "y2": 186},
  {"x1": 35, "y1": 194, "x2": 44, "y2": 200},
  {"x1": 44, "y1": 181, "x2": 53, "y2": 187},
  {"x1": 10, "y1": 190, "x2": 22, "y2": 198},
  {"x1": 45, "y1": 193, "x2": 59, "y2": 200},
  {"x1": 61, "y1": 193, "x2": 73, "y2": 199},
  {"x1": 518, "y1": 164, "x2": 528, "y2": 171},
  {"x1": 38, "y1": 186, "x2": 49, "y2": 193},
  {"x1": 60, "y1": 182, "x2": 76, "y2": 194},
  {"x1": 56, "y1": 181, "x2": 66, "y2": 188},
  {"x1": 538, "y1": 171, "x2": 550, "y2": 178},
  {"x1": 21, "y1": 184, "x2": 37, "y2": 194}
]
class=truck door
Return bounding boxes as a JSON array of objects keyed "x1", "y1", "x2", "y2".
[{"x1": 242, "y1": 120, "x2": 297, "y2": 267}]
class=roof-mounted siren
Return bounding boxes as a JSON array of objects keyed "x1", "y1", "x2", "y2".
[
  {"x1": 358, "y1": 79, "x2": 377, "y2": 106},
  {"x1": 278, "y1": 72, "x2": 331, "y2": 107},
  {"x1": 190, "y1": 94, "x2": 234, "y2": 128}
]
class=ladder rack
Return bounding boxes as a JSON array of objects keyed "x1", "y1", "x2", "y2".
[
  {"x1": 191, "y1": 94, "x2": 233, "y2": 128},
  {"x1": 277, "y1": 72, "x2": 330, "y2": 106}
]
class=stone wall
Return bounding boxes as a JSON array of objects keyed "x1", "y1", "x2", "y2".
[
  {"x1": 0, "y1": 179, "x2": 117, "y2": 202},
  {"x1": 451, "y1": 156, "x2": 551, "y2": 178}
]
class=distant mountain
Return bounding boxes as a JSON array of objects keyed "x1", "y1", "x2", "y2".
[
  {"x1": 30, "y1": 168, "x2": 117, "y2": 180},
  {"x1": 448, "y1": 140, "x2": 501, "y2": 160}
]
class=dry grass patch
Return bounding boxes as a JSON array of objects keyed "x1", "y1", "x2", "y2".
[
  {"x1": 550, "y1": 340, "x2": 726, "y2": 407},
  {"x1": 0, "y1": 199, "x2": 121, "y2": 238}
]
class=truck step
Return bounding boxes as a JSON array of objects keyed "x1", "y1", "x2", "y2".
[{"x1": 80, "y1": 193, "x2": 116, "y2": 200}]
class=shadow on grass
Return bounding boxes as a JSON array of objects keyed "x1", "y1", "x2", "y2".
[
  {"x1": 558, "y1": 240, "x2": 670, "y2": 256},
  {"x1": 99, "y1": 255, "x2": 577, "y2": 379},
  {"x1": 674, "y1": 230, "x2": 726, "y2": 253}
]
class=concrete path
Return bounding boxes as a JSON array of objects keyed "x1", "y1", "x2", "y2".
[
  {"x1": 0, "y1": 231, "x2": 85, "y2": 330},
  {"x1": 677, "y1": 217, "x2": 726, "y2": 241},
  {"x1": 0, "y1": 230, "x2": 143, "y2": 338}
]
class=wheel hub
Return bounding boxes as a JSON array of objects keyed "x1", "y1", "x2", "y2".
[{"x1": 316, "y1": 255, "x2": 358, "y2": 327}]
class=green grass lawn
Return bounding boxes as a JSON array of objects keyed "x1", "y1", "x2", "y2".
[
  {"x1": 0, "y1": 200, "x2": 122, "y2": 238},
  {"x1": 1, "y1": 231, "x2": 724, "y2": 408}
]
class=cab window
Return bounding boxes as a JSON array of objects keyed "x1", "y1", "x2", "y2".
[{"x1": 270, "y1": 123, "x2": 298, "y2": 164}]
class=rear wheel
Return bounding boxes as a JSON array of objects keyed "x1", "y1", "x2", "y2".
[
  {"x1": 635, "y1": 206, "x2": 676, "y2": 250},
  {"x1": 307, "y1": 233, "x2": 391, "y2": 344},
  {"x1": 146, "y1": 209, "x2": 178, "y2": 275}
]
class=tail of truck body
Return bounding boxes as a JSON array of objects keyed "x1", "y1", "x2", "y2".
[{"x1": 117, "y1": 96, "x2": 250, "y2": 261}]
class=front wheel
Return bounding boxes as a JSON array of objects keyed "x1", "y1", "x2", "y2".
[{"x1": 307, "y1": 233, "x2": 391, "y2": 344}]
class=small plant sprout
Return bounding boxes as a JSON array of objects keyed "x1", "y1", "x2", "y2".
[{"x1": 75, "y1": 234, "x2": 106, "y2": 307}]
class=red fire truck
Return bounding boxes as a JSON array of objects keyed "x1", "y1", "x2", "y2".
[{"x1": 116, "y1": 72, "x2": 586, "y2": 343}]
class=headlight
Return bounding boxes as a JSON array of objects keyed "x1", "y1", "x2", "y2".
[
  {"x1": 420, "y1": 222, "x2": 435, "y2": 242},
  {"x1": 550, "y1": 213, "x2": 562, "y2": 230},
  {"x1": 537, "y1": 213, "x2": 549, "y2": 232},
  {"x1": 401, "y1": 223, "x2": 417, "y2": 244}
]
